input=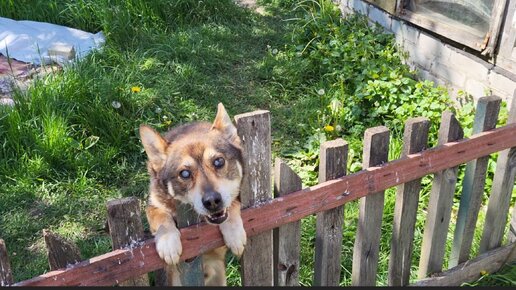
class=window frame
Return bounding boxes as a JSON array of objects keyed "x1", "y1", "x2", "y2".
[
  {"x1": 394, "y1": 0, "x2": 508, "y2": 53},
  {"x1": 497, "y1": 1, "x2": 516, "y2": 71}
]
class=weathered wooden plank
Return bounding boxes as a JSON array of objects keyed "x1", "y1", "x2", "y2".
[
  {"x1": 43, "y1": 230, "x2": 82, "y2": 271},
  {"x1": 412, "y1": 242, "x2": 516, "y2": 286},
  {"x1": 363, "y1": 0, "x2": 396, "y2": 14},
  {"x1": 175, "y1": 202, "x2": 204, "y2": 286},
  {"x1": 0, "y1": 239, "x2": 13, "y2": 286},
  {"x1": 481, "y1": 0, "x2": 508, "y2": 55},
  {"x1": 13, "y1": 121, "x2": 516, "y2": 287},
  {"x1": 388, "y1": 117, "x2": 430, "y2": 286},
  {"x1": 352, "y1": 126, "x2": 390, "y2": 286},
  {"x1": 450, "y1": 96, "x2": 502, "y2": 267},
  {"x1": 418, "y1": 111, "x2": 464, "y2": 279},
  {"x1": 313, "y1": 138, "x2": 347, "y2": 286},
  {"x1": 479, "y1": 95, "x2": 516, "y2": 253},
  {"x1": 106, "y1": 197, "x2": 150, "y2": 286},
  {"x1": 235, "y1": 110, "x2": 273, "y2": 286},
  {"x1": 510, "y1": 205, "x2": 516, "y2": 243},
  {"x1": 273, "y1": 158, "x2": 302, "y2": 286}
]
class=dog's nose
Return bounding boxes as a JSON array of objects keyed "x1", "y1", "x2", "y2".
[{"x1": 202, "y1": 191, "x2": 223, "y2": 211}]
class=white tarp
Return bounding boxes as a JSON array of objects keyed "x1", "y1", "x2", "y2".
[{"x1": 0, "y1": 17, "x2": 105, "y2": 65}]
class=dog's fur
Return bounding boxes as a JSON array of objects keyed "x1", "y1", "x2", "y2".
[{"x1": 139, "y1": 103, "x2": 247, "y2": 286}]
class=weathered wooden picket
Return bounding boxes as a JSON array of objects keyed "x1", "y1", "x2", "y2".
[{"x1": 1, "y1": 94, "x2": 516, "y2": 287}]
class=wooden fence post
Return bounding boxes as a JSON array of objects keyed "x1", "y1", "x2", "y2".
[
  {"x1": 235, "y1": 110, "x2": 273, "y2": 286},
  {"x1": 106, "y1": 197, "x2": 150, "y2": 286},
  {"x1": 313, "y1": 139, "x2": 348, "y2": 286},
  {"x1": 450, "y1": 96, "x2": 501, "y2": 267},
  {"x1": 273, "y1": 158, "x2": 302, "y2": 286},
  {"x1": 351, "y1": 126, "x2": 390, "y2": 286},
  {"x1": 175, "y1": 202, "x2": 204, "y2": 286},
  {"x1": 388, "y1": 117, "x2": 430, "y2": 286},
  {"x1": 418, "y1": 111, "x2": 464, "y2": 278},
  {"x1": 479, "y1": 95, "x2": 516, "y2": 253},
  {"x1": 0, "y1": 239, "x2": 13, "y2": 286},
  {"x1": 43, "y1": 230, "x2": 82, "y2": 271},
  {"x1": 510, "y1": 207, "x2": 516, "y2": 244}
]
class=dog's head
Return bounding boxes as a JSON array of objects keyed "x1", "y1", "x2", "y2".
[{"x1": 139, "y1": 103, "x2": 243, "y2": 224}]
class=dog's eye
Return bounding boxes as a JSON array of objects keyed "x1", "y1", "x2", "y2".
[
  {"x1": 213, "y1": 157, "x2": 225, "y2": 168},
  {"x1": 179, "y1": 170, "x2": 191, "y2": 179}
]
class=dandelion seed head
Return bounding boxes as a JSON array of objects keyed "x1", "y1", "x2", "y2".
[
  {"x1": 317, "y1": 88, "x2": 325, "y2": 95},
  {"x1": 111, "y1": 101, "x2": 121, "y2": 109}
]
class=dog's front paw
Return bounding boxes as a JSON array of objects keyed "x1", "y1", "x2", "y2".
[
  {"x1": 155, "y1": 225, "x2": 182, "y2": 265},
  {"x1": 219, "y1": 220, "x2": 247, "y2": 257}
]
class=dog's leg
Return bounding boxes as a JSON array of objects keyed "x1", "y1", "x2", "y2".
[
  {"x1": 218, "y1": 200, "x2": 247, "y2": 257},
  {"x1": 146, "y1": 205, "x2": 182, "y2": 266},
  {"x1": 202, "y1": 246, "x2": 227, "y2": 286}
]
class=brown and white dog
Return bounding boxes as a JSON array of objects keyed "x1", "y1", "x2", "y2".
[{"x1": 139, "y1": 103, "x2": 247, "y2": 286}]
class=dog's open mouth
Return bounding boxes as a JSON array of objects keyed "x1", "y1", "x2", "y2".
[{"x1": 204, "y1": 208, "x2": 228, "y2": 224}]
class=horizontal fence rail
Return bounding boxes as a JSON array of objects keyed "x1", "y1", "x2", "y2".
[{"x1": 12, "y1": 120, "x2": 516, "y2": 287}]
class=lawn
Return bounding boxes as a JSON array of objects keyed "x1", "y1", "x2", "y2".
[{"x1": 0, "y1": 0, "x2": 514, "y2": 286}]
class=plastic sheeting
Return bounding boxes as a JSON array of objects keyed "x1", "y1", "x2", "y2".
[{"x1": 0, "y1": 17, "x2": 105, "y2": 65}]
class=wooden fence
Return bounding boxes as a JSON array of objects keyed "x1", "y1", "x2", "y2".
[{"x1": 1, "y1": 94, "x2": 516, "y2": 286}]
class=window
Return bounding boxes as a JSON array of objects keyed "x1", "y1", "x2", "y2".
[
  {"x1": 397, "y1": 0, "x2": 508, "y2": 53},
  {"x1": 497, "y1": 2, "x2": 516, "y2": 71}
]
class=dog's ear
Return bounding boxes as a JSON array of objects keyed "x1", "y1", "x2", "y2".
[
  {"x1": 139, "y1": 125, "x2": 168, "y2": 169},
  {"x1": 211, "y1": 103, "x2": 239, "y2": 143}
]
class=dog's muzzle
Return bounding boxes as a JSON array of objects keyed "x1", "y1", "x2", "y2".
[
  {"x1": 202, "y1": 191, "x2": 228, "y2": 224},
  {"x1": 204, "y1": 208, "x2": 228, "y2": 224}
]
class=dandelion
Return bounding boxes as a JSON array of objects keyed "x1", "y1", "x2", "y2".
[
  {"x1": 317, "y1": 88, "x2": 325, "y2": 95},
  {"x1": 480, "y1": 270, "x2": 488, "y2": 276},
  {"x1": 131, "y1": 86, "x2": 141, "y2": 93},
  {"x1": 324, "y1": 125, "x2": 334, "y2": 132},
  {"x1": 155, "y1": 107, "x2": 162, "y2": 114},
  {"x1": 336, "y1": 124, "x2": 342, "y2": 132},
  {"x1": 272, "y1": 48, "x2": 278, "y2": 55},
  {"x1": 111, "y1": 101, "x2": 121, "y2": 109}
]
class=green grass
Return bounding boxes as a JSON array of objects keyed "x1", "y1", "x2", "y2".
[{"x1": 0, "y1": 0, "x2": 514, "y2": 286}]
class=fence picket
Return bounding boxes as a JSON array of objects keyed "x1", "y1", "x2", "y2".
[
  {"x1": 511, "y1": 207, "x2": 516, "y2": 243},
  {"x1": 106, "y1": 197, "x2": 150, "y2": 286},
  {"x1": 418, "y1": 111, "x2": 464, "y2": 278},
  {"x1": 351, "y1": 126, "x2": 390, "y2": 286},
  {"x1": 450, "y1": 96, "x2": 501, "y2": 267},
  {"x1": 388, "y1": 117, "x2": 430, "y2": 286},
  {"x1": 43, "y1": 230, "x2": 82, "y2": 271},
  {"x1": 479, "y1": 94, "x2": 516, "y2": 253},
  {"x1": 0, "y1": 239, "x2": 13, "y2": 286},
  {"x1": 235, "y1": 110, "x2": 273, "y2": 286},
  {"x1": 313, "y1": 139, "x2": 348, "y2": 286},
  {"x1": 273, "y1": 158, "x2": 302, "y2": 286},
  {"x1": 175, "y1": 203, "x2": 204, "y2": 286}
]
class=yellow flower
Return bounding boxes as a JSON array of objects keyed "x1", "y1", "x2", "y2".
[
  {"x1": 131, "y1": 86, "x2": 141, "y2": 93},
  {"x1": 480, "y1": 270, "x2": 488, "y2": 276},
  {"x1": 324, "y1": 125, "x2": 334, "y2": 132}
]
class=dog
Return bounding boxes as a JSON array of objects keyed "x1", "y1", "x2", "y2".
[{"x1": 139, "y1": 103, "x2": 247, "y2": 286}]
